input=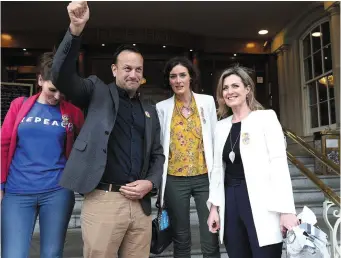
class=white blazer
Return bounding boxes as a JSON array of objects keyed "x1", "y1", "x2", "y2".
[
  {"x1": 207, "y1": 109, "x2": 296, "y2": 246},
  {"x1": 156, "y1": 93, "x2": 217, "y2": 207}
]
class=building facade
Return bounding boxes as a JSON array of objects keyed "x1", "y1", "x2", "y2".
[{"x1": 272, "y1": 1, "x2": 340, "y2": 137}]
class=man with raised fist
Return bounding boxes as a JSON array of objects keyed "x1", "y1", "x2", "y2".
[{"x1": 51, "y1": 2, "x2": 165, "y2": 257}]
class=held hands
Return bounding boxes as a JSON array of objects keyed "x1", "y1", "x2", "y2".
[
  {"x1": 67, "y1": 1, "x2": 90, "y2": 36},
  {"x1": 119, "y1": 180, "x2": 153, "y2": 200},
  {"x1": 280, "y1": 213, "x2": 300, "y2": 236},
  {"x1": 207, "y1": 206, "x2": 220, "y2": 233}
]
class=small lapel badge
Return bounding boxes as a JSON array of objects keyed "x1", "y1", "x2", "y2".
[
  {"x1": 145, "y1": 111, "x2": 150, "y2": 118},
  {"x1": 200, "y1": 107, "x2": 206, "y2": 124},
  {"x1": 242, "y1": 132, "x2": 250, "y2": 145},
  {"x1": 67, "y1": 123, "x2": 74, "y2": 132},
  {"x1": 61, "y1": 114, "x2": 69, "y2": 127}
]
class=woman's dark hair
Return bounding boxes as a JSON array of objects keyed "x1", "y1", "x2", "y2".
[
  {"x1": 163, "y1": 56, "x2": 199, "y2": 90},
  {"x1": 37, "y1": 52, "x2": 54, "y2": 81}
]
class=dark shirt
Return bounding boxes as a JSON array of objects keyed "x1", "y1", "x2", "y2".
[
  {"x1": 101, "y1": 86, "x2": 145, "y2": 185},
  {"x1": 222, "y1": 121, "x2": 245, "y2": 182}
]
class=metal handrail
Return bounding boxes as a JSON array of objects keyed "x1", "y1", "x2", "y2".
[
  {"x1": 284, "y1": 127, "x2": 340, "y2": 175},
  {"x1": 287, "y1": 152, "x2": 341, "y2": 207}
]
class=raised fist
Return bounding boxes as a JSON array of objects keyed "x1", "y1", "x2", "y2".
[{"x1": 67, "y1": 1, "x2": 89, "y2": 36}]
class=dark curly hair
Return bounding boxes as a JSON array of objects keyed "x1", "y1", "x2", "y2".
[
  {"x1": 163, "y1": 56, "x2": 199, "y2": 90},
  {"x1": 37, "y1": 52, "x2": 54, "y2": 81}
]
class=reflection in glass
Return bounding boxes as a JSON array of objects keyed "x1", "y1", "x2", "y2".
[
  {"x1": 323, "y1": 45, "x2": 332, "y2": 72},
  {"x1": 310, "y1": 104, "x2": 319, "y2": 128},
  {"x1": 313, "y1": 51, "x2": 322, "y2": 77},
  {"x1": 317, "y1": 80, "x2": 327, "y2": 102},
  {"x1": 318, "y1": 75, "x2": 334, "y2": 89},
  {"x1": 322, "y1": 22, "x2": 331, "y2": 46},
  {"x1": 319, "y1": 101, "x2": 329, "y2": 126},
  {"x1": 329, "y1": 81, "x2": 334, "y2": 98}
]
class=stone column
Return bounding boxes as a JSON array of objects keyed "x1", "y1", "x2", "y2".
[
  {"x1": 326, "y1": 3, "x2": 340, "y2": 126},
  {"x1": 287, "y1": 41, "x2": 305, "y2": 135},
  {"x1": 276, "y1": 45, "x2": 290, "y2": 127},
  {"x1": 268, "y1": 54, "x2": 280, "y2": 117}
]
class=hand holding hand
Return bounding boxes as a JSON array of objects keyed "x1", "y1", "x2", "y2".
[{"x1": 119, "y1": 180, "x2": 153, "y2": 200}]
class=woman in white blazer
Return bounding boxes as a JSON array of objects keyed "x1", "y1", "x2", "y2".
[
  {"x1": 156, "y1": 57, "x2": 220, "y2": 258},
  {"x1": 206, "y1": 65, "x2": 299, "y2": 258}
]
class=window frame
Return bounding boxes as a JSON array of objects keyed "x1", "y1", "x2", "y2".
[{"x1": 299, "y1": 18, "x2": 336, "y2": 135}]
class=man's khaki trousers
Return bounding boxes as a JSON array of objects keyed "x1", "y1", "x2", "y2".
[{"x1": 81, "y1": 190, "x2": 152, "y2": 258}]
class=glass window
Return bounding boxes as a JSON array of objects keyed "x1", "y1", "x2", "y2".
[
  {"x1": 329, "y1": 79, "x2": 334, "y2": 99},
  {"x1": 304, "y1": 57, "x2": 312, "y2": 81},
  {"x1": 311, "y1": 25, "x2": 321, "y2": 53},
  {"x1": 301, "y1": 20, "x2": 335, "y2": 129},
  {"x1": 308, "y1": 83, "x2": 317, "y2": 105},
  {"x1": 319, "y1": 101, "x2": 329, "y2": 126},
  {"x1": 313, "y1": 51, "x2": 323, "y2": 77},
  {"x1": 322, "y1": 22, "x2": 331, "y2": 46},
  {"x1": 323, "y1": 45, "x2": 332, "y2": 71},
  {"x1": 330, "y1": 99, "x2": 336, "y2": 124},
  {"x1": 303, "y1": 35, "x2": 311, "y2": 58},
  {"x1": 317, "y1": 79, "x2": 328, "y2": 102},
  {"x1": 310, "y1": 104, "x2": 319, "y2": 128}
]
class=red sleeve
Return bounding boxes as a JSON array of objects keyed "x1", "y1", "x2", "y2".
[{"x1": 1, "y1": 97, "x2": 24, "y2": 183}]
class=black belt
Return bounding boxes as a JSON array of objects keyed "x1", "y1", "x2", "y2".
[{"x1": 96, "y1": 182, "x2": 122, "y2": 192}]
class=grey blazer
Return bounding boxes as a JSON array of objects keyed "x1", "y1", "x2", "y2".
[{"x1": 51, "y1": 29, "x2": 165, "y2": 215}]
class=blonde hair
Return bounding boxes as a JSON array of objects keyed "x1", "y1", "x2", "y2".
[{"x1": 216, "y1": 65, "x2": 264, "y2": 119}]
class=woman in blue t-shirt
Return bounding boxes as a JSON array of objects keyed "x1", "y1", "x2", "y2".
[{"x1": 1, "y1": 52, "x2": 84, "y2": 258}]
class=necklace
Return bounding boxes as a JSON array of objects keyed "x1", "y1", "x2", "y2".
[
  {"x1": 181, "y1": 106, "x2": 192, "y2": 116},
  {"x1": 180, "y1": 95, "x2": 193, "y2": 117},
  {"x1": 229, "y1": 125, "x2": 241, "y2": 163}
]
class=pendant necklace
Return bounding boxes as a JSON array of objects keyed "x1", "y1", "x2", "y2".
[
  {"x1": 229, "y1": 125, "x2": 241, "y2": 163},
  {"x1": 181, "y1": 95, "x2": 193, "y2": 117}
]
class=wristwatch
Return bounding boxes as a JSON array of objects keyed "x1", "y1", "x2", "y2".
[
  {"x1": 151, "y1": 182, "x2": 157, "y2": 191},
  {"x1": 150, "y1": 182, "x2": 157, "y2": 195}
]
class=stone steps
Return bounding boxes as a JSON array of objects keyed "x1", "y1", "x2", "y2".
[
  {"x1": 31, "y1": 218, "x2": 334, "y2": 258},
  {"x1": 291, "y1": 175, "x2": 340, "y2": 189},
  {"x1": 293, "y1": 156, "x2": 315, "y2": 164},
  {"x1": 289, "y1": 163, "x2": 315, "y2": 177}
]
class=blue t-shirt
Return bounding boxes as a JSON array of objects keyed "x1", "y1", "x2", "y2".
[{"x1": 5, "y1": 102, "x2": 67, "y2": 194}]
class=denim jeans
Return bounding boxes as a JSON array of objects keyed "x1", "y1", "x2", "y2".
[
  {"x1": 164, "y1": 174, "x2": 220, "y2": 258},
  {"x1": 1, "y1": 188, "x2": 75, "y2": 258}
]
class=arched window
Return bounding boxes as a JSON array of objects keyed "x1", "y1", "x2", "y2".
[{"x1": 301, "y1": 19, "x2": 335, "y2": 132}]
